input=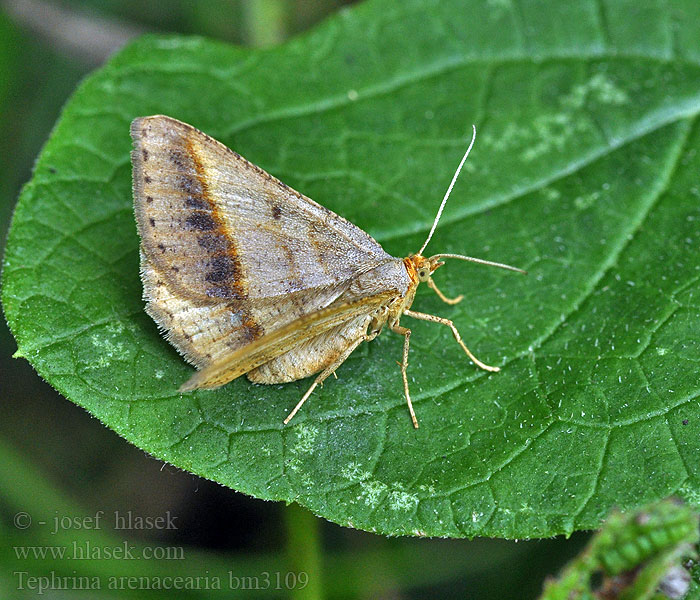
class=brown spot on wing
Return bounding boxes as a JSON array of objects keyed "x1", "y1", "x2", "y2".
[
  {"x1": 240, "y1": 316, "x2": 261, "y2": 342},
  {"x1": 168, "y1": 148, "x2": 186, "y2": 169},
  {"x1": 205, "y1": 255, "x2": 236, "y2": 283},
  {"x1": 185, "y1": 212, "x2": 216, "y2": 231},
  {"x1": 185, "y1": 195, "x2": 208, "y2": 210}
]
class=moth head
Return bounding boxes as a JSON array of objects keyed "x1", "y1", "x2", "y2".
[{"x1": 408, "y1": 254, "x2": 440, "y2": 282}]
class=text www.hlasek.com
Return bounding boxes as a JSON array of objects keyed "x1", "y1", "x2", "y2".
[{"x1": 14, "y1": 541, "x2": 184, "y2": 561}]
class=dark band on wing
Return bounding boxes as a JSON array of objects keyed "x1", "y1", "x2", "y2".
[{"x1": 183, "y1": 134, "x2": 263, "y2": 341}]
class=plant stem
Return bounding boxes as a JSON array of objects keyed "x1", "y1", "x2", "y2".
[
  {"x1": 241, "y1": 0, "x2": 288, "y2": 47},
  {"x1": 285, "y1": 502, "x2": 323, "y2": 600}
]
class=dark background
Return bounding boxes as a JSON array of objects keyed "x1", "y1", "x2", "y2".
[{"x1": 0, "y1": 1, "x2": 587, "y2": 598}]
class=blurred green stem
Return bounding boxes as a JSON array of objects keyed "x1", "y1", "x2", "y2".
[
  {"x1": 285, "y1": 503, "x2": 322, "y2": 600},
  {"x1": 241, "y1": 0, "x2": 288, "y2": 47}
]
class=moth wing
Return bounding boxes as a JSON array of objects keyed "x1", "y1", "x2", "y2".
[
  {"x1": 131, "y1": 115, "x2": 392, "y2": 363},
  {"x1": 247, "y1": 314, "x2": 371, "y2": 383},
  {"x1": 140, "y1": 249, "x2": 353, "y2": 368},
  {"x1": 179, "y1": 291, "x2": 395, "y2": 391}
]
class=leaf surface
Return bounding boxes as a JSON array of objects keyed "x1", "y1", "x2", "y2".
[{"x1": 3, "y1": 0, "x2": 700, "y2": 537}]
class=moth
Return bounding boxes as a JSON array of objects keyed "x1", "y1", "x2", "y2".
[{"x1": 131, "y1": 115, "x2": 524, "y2": 428}]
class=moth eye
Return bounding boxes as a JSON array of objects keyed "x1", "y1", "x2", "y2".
[{"x1": 418, "y1": 269, "x2": 429, "y2": 281}]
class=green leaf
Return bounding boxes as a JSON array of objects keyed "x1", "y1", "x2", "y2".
[{"x1": 3, "y1": 0, "x2": 700, "y2": 538}]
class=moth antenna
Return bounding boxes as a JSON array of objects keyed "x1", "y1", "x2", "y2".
[
  {"x1": 430, "y1": 253, "x2": 527, "y2": 274},
  {"x1": 418, "y1": 124, "x2": 477, "y2": 256}
]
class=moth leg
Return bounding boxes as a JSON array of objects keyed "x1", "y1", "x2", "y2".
[
  {"x1": 283, "y1": 332, "x2": 375, "y2": 425},
  {"x1": 404, "y1": 309, "x2": 500, "y2": 372},
  {"x1": 427, "y1": 277, "x2": 464, "y2": 305},
  {"x1": 390, "y1": 324, "x2": 419, "y2": 429}
]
